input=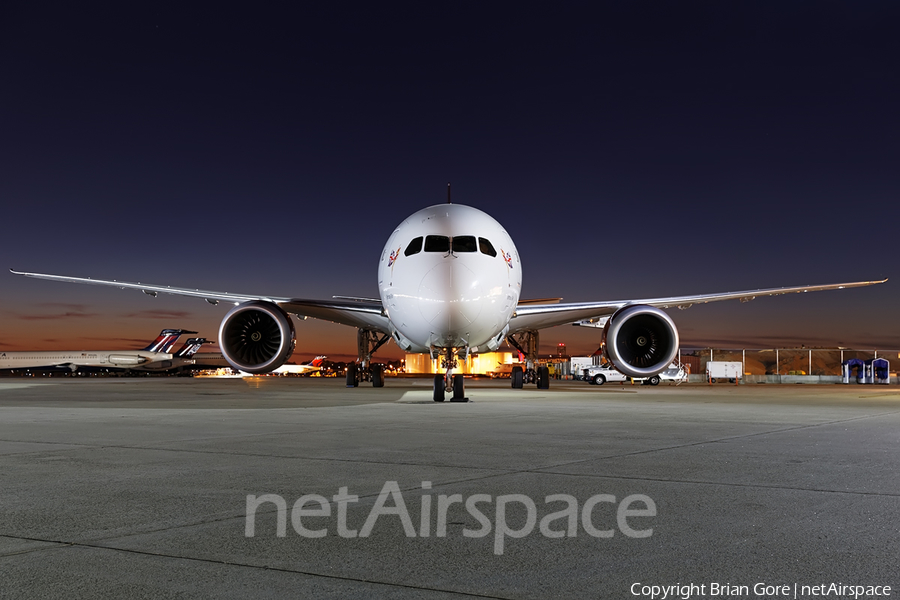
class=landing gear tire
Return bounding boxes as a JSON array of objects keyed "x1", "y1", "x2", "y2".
[
  {"x1": 371, "y1": 364, "x2": 384, "y2": 388},
  {"x1": 511, "y1": 366, "x2": 524, "y2": 389},
  {"x1": 593, "y1": 374, "x2": 606, "y2": 386},
  {"x1": 451, "y1": 374, "x2": 467, "y2": 402},
  {"x1": 346, "y1": 363, "x2": 358, "y2": 387},
  {"x1": 537, "y1": 366, "x2": 550, "y2": 389},
  {"x1": 433, "y1": 374, "x2": 445, "y2": 402},
  {"x1": 647, "y1": 375, "x2": 660, "y2": 386}
]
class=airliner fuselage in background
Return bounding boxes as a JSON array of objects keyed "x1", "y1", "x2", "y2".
[
  {"x1": 0, "y1": 329, "x2": 194, "y2": 372},
  {"x1": 262, "y1": 356, "x2": 327, "y2": 376},
  {"x1": 0, "y1": 350, "x2": 170, "y2": 372},
  {"x1": 12, "y1": 203, "x2": 886, "y2": 400}
]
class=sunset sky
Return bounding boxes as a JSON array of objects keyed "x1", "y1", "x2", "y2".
[{"x1": 1, "y1": 3, "x2": 898, "y2": 359}]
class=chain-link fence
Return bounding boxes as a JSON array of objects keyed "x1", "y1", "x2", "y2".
[{"x1": 680, "y1": 349, "x2": 898, "y2": 376}]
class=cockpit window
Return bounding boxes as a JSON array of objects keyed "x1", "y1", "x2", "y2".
[
  {"x1": 479, "y1": 237, "x2": 497, "y2": 257},
  {"x1": 452, "y1": 236, "x2": 477, "y2": 253},
  {"x1": 424, "y1": 235, "x2": 450, "y2": 253},
  {"x1": 404, "y1": 236, "x2": 423, "y2": 256}
]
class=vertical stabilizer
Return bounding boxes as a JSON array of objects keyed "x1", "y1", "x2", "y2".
[
  {"x1": 143, "y1": 329, "x2": 198, "y2": 353},
  {"x1": 174, "y1": 338, "x2": 212, "y2": 358}
]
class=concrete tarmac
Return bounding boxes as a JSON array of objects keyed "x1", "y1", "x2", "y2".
[{"x1": 1, "y1": 377, "x2": 898, "y2": 599}]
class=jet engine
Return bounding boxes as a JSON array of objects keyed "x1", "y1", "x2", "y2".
[
  {"x1": 219, "y1": 301, "x2": 295, "y2": 374},
  {"x1": 601, "y1": 304, "x2": 679, "y2": 378}
]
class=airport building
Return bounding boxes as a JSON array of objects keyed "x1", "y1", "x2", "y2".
[
  {"x1": 404, "y1": 351, "x2": 515, "y2": 376},
  {"x1": 404, "y1": 351, "x2": 572, "y2": 377}
]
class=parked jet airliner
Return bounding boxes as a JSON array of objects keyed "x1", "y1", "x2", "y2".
[
  {"x1": 218, "y1": 355, "x2": 329, "y2": 378},
  {"x1": 0, "y1": 329, "x2": 195, "y2": 372},
  {"x1": 261, "y1": 356, "x2": 327, "y2": 376},
  {"x1": 12, "y1": 202, "x2": 886, "y2": 399}
]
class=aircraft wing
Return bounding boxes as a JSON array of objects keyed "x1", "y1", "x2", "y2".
[
  {"x1": 10, "y1": 269, "x2": 391, "y2": 332},
  {"x1": 11, "y1": 269, "x2": 886, "y2": 338},
  {"x1": 508, "y1": 279, "x2": 887, "y2": 333}
]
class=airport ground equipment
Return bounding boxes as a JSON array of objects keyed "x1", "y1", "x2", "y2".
[
  {"x1": 569, "y1": 356, "x2": 594, "y2": 380},
  {"x1": 583, "y1": 364, "x2": 630, "y2": 385},
  {"x1": 582, "y1": 364, "x2": 665, "y2": 386},
  {"x1": 583, "y1": 361, "x2": 686, "y2": 386},
  {"x1": 868, "y1": 358, "x2": 890, "y2": 384},
  {"x1": 842, "y1": 358, "x2": 890, "y2": 384},
  {"x1": 842, "y1": 359, "x2": 866, "y2": 383},
  {"x1": 658, "y1": 362, "x2": 688, "y2": 384},
  {"x1": 707, "y1": 361, "x2": 742, "y2": 383}
]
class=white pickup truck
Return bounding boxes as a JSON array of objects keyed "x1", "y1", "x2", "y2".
[{"x1": 583, "y1": 362, "x2": 687, "y2": 386}]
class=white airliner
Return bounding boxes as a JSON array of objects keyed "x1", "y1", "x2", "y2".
[
  {"x1": 174, "y1": 353, "x2": 325, "y2": 377},
  {"x1": 229, "y1": 356, "x2": 327, "y2": 377},
  {"x1": 11, "y1": 202, "x2": 886, "y2": 400},
  {"x1": 0, "y1": 329, "x2": 194, "y2": 372},
  {"x1": 262, "y1": 356, "x2": 326, "y2": 376}
]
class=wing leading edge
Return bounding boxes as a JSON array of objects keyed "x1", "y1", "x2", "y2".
[
  {"x1": 508, "y1": 279, "x2": 887, "y2": 333},
  {"x1": 9, "y1": 269, "x2": 390, "y2": 332},
  {"x1": 10, "y1": 269, "x2": 886, "y2": 338}
]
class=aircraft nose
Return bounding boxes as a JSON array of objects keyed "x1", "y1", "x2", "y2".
[{"x1": 418, "y1": 262, "x2": 485, "y2": 335}]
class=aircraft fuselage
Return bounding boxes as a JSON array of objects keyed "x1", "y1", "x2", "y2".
[{"x1": 378, "y1": 204, "x2": 522, "y2": 354}]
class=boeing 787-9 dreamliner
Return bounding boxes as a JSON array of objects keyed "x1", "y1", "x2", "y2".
[{"x1": 12, "y1": 201, "x2": 886, "y2": 399}]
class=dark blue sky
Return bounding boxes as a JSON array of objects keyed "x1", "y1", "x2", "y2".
[{"x1": 1, "y1": 2, "x2": 897, "y2": 357}]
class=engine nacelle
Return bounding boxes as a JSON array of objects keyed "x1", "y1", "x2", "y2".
[
  {"x1": 219, "y1": 301, "x2": 295, "y2": 374},
  {"x1": 601, "y1": 304, "x2": 679, "y2": 378}
]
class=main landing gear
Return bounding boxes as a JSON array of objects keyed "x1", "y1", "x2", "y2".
[
  {"x1": 433, "y1": 347, "x2": 468, "y2": 402},
  {"x1": 346, "y1": 362, "x2": 385, "y2": 388},
  {"x1": 346, "y1": 329, "x2": 390, "y2": 388},
  {"x1": 510, "y1": 365, "x2": 550, "y2": 389},
  {"x1": 507, "y1": 330, "x2": 551, "y2": 390}
]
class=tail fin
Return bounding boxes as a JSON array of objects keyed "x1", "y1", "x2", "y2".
[
  {"x1": 143, "y1": 329, "x2": 198, "y2": 353},
  {"x1": 174, "y1": 338, "x2": 212, "y2": 358},
  {"x1": 308, "y1": 356, "x2": 327, "y2": 367}
]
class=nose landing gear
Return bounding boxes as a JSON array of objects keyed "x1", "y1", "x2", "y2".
[{"x1": 433, "y1": 347, "x2": 469, "y2": 402}]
